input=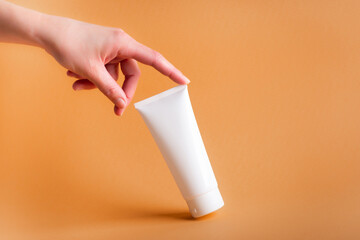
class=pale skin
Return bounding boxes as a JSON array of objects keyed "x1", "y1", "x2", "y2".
[{"x1": 0, "y1": 0, "x2": 190, "y2": 116}]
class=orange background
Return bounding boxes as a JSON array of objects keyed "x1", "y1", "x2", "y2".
[{"x1": 1, "y1": 0, "x2": 360, "y2": 239}]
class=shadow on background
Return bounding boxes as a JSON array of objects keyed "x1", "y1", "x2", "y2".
[{"x1": 145, "y1": 211, "x2": 220, "y2": 221}]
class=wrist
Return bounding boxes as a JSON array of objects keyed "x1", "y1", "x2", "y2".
[
  {"x1": 26, "y1": 11, "x2": 48, "y2": 47},
  {"x1": 31, "y1": 13, "x2": 52, "y2": 48},
  {"x1": 33, "y1": 14, "x2": 72, "y2": 51}
]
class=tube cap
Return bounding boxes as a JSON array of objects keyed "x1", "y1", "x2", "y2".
[{"x1": 186, "y1": 187, "x2": 224, "y2": 218}]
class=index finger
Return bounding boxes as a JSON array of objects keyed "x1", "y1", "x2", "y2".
[{"x1": 126, "y1": 40, "x2": 190, "y2": 85}]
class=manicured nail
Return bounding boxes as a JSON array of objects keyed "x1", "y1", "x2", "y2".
[{"x1": 116, "y1": 98, "x2": 126, "y2": 109}]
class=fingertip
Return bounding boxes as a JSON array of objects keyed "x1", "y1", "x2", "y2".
[
  {"x1": 73, "y1": 79, "x2": 97, "y2": 91},
  {"x1": 114, "y1": 105, "x2": 121, "y2": 116},
  {"x1": 114, "y1": 105, "x2": 125, "y2": 116},
  {"x1": 72, "y1": 82, "x2": 79, "y2": 91},
  {"x1": 170, "y1": 69, "x2": 191, "y2": 85},
  {"x1": 183, "y1": 76, "x2": 191, "y2": 84},
  {"x1": 178, "y1": 70, "x2": 191, "y2": 84},
  {"x1": 175, "y1": 69, "x2": 190, "y2": 84}
]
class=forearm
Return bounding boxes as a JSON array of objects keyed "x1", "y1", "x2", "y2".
[{"x1": 0, "y1": 0, "x2": 45, "y2": 47}]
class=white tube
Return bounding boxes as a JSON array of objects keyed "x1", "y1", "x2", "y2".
[{"x1": 134, "y1": 85, "x2": 224, "y2": 218}]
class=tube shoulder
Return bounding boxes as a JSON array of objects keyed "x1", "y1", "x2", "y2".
[{"x1": 134, "y1": 85, "x2": 187, "y2": 109}]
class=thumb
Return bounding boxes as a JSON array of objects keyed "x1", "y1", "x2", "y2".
[{"x1": 89, "y1": 65, "x2": 127, "y2": 114}]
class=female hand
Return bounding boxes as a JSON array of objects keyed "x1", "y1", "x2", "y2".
[{"x1": 37, "y1": 15, "x2": 190, "y2": 116}]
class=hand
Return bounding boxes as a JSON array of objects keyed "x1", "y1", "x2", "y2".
[{"x1": 37, "y1": 15, "x2": 190, "y2": 116}]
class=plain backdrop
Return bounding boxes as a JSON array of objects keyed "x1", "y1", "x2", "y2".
[{"x1": 0, "y1": 0, "x2": 359, "y2": 239}]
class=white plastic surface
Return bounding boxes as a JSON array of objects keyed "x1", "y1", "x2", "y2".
[
  {"x1": 186, "y1": 187, "x2": 224, "y2": 218},
  {"x1": 134, "y1": 85, "x2": 224, "y2": 218}
]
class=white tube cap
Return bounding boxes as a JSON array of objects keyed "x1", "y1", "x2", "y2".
[{"x1": 186, "y1": 187, "x2": 224, "y2": 218}]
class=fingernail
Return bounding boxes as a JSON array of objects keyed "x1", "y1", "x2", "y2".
[
  {"x1": 184, "y1": 76, "x2": 191, "y2": 84},
  {"x1": 116, "y1": 98, "x2": 126, "y2": 109},
  {"x1": 181, "y1": 73, "x2": 190, "y2": 84}
]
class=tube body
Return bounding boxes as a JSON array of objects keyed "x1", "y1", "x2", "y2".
[{"x1": 134, "y1": 85, "x2": 224, "y2": 218}]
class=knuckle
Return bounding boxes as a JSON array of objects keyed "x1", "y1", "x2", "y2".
[
  {"x1": 112, "y1": 29, "x2": 126, "y2": 39},
  {"x1": 151, "y1": 50, "x2": 162, "y2": 67},
  {"x1": 105, "y1": 86, "x2": 119, "y2": 99},
  {"x1": 115, "y1": 32, "x2": 132, "y2": 57},
  {"x1": 167, "y1": 69, "x2": 175, "y2": 79}
]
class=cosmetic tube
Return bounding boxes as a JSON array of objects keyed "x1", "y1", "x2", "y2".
[{"x1": 134, "y1": 85, "x2": 224, "y2": 218}]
